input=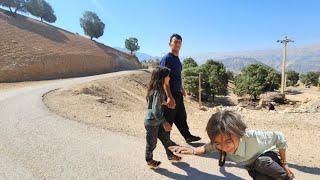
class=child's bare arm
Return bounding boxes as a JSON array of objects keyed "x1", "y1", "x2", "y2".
[
  {"x1": 168, "y1": 146, "x2": 206, "y2": 155},
  {"x1": 279, "y1": 148, "x2": 295, "y2": 178},
  {"x1": 253, "y1": 130, "x2": 294, "y2": 178}
]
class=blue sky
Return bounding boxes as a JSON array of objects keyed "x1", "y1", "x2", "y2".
[{"x1": 42, "y1": 0, "x2": 320, "y2": 56}]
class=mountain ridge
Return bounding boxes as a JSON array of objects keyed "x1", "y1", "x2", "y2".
[{"x1": 189, "y1": 44, "x2": 320, "y2": 73}]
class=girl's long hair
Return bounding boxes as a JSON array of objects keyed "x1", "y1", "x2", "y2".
[{"x1": 146, "y1": 67, "x2": 171, "y2": 101}]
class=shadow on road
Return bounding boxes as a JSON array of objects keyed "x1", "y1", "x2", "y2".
[
  {"x1": 187, "y1": 142, "x2": 206, "y2": 147},
  {"x1": 201, "y1": 151, "x2": 320, "y2": 176},
  {"x1": 289, "y1": 163, "x2": 320, "y2": 175},
  {"x1": 153, "y1": 162, "x2": 244, "y2": 179}
]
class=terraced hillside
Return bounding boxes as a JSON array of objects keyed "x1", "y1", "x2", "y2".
[{"x1": 0, "y1": 10, "x2": 140, "y2": 82}]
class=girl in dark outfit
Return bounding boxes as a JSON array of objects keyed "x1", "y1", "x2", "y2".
[{"x1": 144, "y1": 67, "x2": 182, "y2": 168}]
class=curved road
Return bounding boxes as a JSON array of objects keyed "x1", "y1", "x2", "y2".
[{"x1": 1, "y1": 70, "x2": 316, "y2": 179}]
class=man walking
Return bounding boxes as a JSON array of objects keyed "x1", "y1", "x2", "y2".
[{"x1": 160, "y1": 34, "x2": 201, "y2": 143}]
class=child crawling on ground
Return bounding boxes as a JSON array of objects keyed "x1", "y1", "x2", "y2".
[
  {"x1": 144, "y1": 67, "x2": 182, "y2": 168},
  {"x1": 169, "y1": 110, "x2": 296, "y2": 180}
]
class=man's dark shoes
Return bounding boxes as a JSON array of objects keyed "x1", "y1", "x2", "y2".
[{"x1": 185, "y1": 135, "x2": 201, "y2": 143}]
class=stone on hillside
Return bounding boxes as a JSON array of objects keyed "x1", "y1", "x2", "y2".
[{"x1": 283, "y1": 97, "x2": 320, "y2": 113}]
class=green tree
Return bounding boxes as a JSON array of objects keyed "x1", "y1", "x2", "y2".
[
  {"x1": 26, "y1": 0, "x2": 56, "y2": 23},
  {"x1": 234, "y1": 63, "x2": 280, "y2": 100},
  {"x1": 80, "y1": 11, "x2": 105, "y2": 40},
  {"x1": 41, "y1": 0, "x2": 56, "y2": 23},
  {"x1": 125, "y1": 37, "x2": 140, "y2": 55},
  {"x1": 26, "y1": 0, "x2": 42, "y2": 18},
  {"x1": 286, "y1": 70, "x2": 299, "y2": 87},
  {"x1": 226, "y1": 70, "x2": 234, "y2": 81},
  {"x1": 264, "y1": 66, "x2": 281, "y2": 91},
  {"x1": 182, "y1": 57, "x2": 198, "y2": 69},
  {"x1": 300, "y1": 72, "x2": 320, "y2": 87},
  {"x1": 300, "y1": 74, "x2": 309, "y2": 87},
  {"x1": 0, "y1": 0, "x2": 26, "y2": 16},
  {"x1": 199, "y1": 60, "x2": 229, "y2": 101},
  {"x1": 182, "y1": 67, "x2": 199, "y2": 97}
]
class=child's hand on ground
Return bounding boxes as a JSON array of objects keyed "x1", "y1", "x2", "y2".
[
  {"x1": 169, "y1": 146, "x2": 194, "y2": 155},
  {"x1": 163, "y1": 121, "x2": 172, "y2": 132},
  {"x1": 282, "y1": 164, "x2": 295, "y2": 179}
]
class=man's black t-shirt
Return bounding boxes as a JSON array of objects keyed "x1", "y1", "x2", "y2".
[{"x1": 160, "y1": 53, "x2": 182, "y2": 92}]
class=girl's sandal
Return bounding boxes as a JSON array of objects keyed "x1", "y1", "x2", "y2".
[
  {"x1": 147, "y1": 160, "x2": 161, "y2": 169},
  {"x1": 169, "y1": 155, "x2": 182, "y2": 162}
]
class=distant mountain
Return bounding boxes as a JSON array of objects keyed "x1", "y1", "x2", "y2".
[
  {"x1": 113, "y1": 47, "x2": 159, "y2": 61},
  {"x1": 190, "y1": 44, "x2": 320, "y2": 73},
  {"x1": 216, "y1": 57, "x2": 263, "y2": 73}
]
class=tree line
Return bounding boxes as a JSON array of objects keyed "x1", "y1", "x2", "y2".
[
  {"x1": 182, "y1": 57, "x2": 320, "y2": 102},
  {"x1": 0, "y1": 0, "x2": 56, "y2": 23}
]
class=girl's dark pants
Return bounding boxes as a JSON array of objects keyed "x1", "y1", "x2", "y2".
[
  {"x1": 247, "y1": 151, "x2": 290, "y2": 180},
  {"x1": 145, "y1": 124, "x2": 177, "y2": 162}
]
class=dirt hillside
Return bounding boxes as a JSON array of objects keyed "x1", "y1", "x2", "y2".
[{"x1": 0, "y1": 10, "x2": 140, "y2": 82}]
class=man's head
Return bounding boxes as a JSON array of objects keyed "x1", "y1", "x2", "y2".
[{"x1": 169, "y1": 33, "x2": 182, "y2": 53}]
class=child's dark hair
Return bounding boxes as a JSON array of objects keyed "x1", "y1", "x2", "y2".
[
  {"x1": 146, "y1": 67, "x2": 171, "y2": 101},
  {"x1": 206, "y1": 110, "x2": 247, "y2": 166}
]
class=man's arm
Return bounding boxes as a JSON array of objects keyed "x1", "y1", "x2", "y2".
[
  {"x1": 163, "y1": 80, "x2": 176, "y2": 109},
  {"x1": 160, "y1": 57, "x2": 176, "y2": 109}
]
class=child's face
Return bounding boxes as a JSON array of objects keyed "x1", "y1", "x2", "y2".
[{"x1": 212, "y1": 134, "x2": 239, "y2": 154}]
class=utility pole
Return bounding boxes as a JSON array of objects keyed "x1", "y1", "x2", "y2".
[
  {"x1": 277, "y1": 36, "x2": 294, "y2": 95},
  {"x1": 199, "y1": 72, "x2": 202, "y2": 108},
  {"x1": 318, "y1": 76, "x2": 320, "y2": 90}
]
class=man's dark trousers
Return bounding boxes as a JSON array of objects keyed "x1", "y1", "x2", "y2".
[{"x1": 163, "y1": 91, "x2": 191, "y2": 139}]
